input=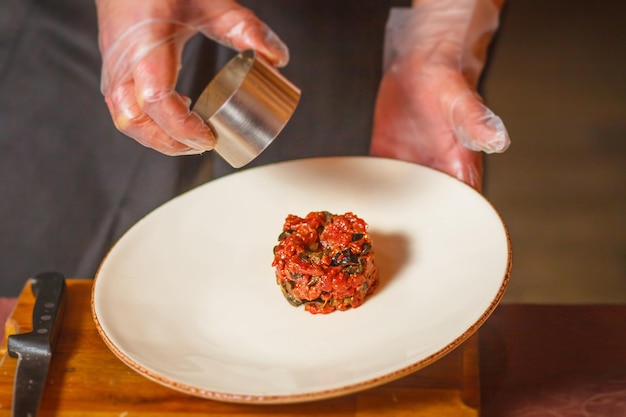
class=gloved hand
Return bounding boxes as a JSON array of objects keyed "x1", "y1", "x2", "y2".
[
  {"x1": 96, "y1": 0, "x2": 289, "y2": 155},
  {"x1": 370, "y1": 0, "x2": 510, "y2": 191}
]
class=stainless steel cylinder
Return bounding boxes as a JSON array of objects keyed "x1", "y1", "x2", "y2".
[{"x1": 192, "y1": 49, "x2": 301, "y2": 168}]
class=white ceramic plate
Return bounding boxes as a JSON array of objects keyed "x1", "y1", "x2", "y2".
[{"x1": 92, "y1": 156, "x2": 511, "y2": 404}]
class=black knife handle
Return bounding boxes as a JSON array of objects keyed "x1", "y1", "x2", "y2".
[{"x1": 8, "y1": 272, "x2": 66, "y2": 358}]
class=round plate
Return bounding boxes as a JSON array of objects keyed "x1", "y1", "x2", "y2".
[{"x1": 92, "y1": 156, "x2": 511, "y2": 404}]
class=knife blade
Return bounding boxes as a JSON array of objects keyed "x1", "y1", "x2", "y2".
[{"x1": 7, "y1": 272, "x2": 66, "y2": 417}]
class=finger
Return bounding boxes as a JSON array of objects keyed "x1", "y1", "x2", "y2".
[
  {"x1": 438, "y1": 148, "x2": 484, "y2": 192},
  {"x1": 449, "y1": 92, "x2": 510, "y2": 154},
  {"x1": 133, "y1": 36, "x2": 216, "y2": 151},
  {"x1": 194, "y1": 3, "x2": 289, "y2": 67},
  {"x1": 105, "y1": 81, "x2": 202, "y2": 156}
]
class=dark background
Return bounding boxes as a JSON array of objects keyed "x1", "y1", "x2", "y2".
[{"x1": 482, "y1": 0, "x2": 626, "y2": 303}]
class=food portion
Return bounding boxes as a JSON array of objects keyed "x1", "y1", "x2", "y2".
[{"x1": 272, "y1": 211, "x2": 378, "y2": 314}]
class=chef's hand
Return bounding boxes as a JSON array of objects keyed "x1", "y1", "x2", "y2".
[
  {"x1": 370, "y1": 0, "x2": 510, "y2": 191},
  {"x1": 96, "y1": 0, "x2": 289, "y2": 155}
]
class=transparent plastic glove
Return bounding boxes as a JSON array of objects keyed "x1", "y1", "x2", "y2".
[
  {"x1": 96, "y1": 0, "x2": 289, "y2": 156},
  {"x1": 370, "y1": 0, "x2": 510, "y2": 191}
]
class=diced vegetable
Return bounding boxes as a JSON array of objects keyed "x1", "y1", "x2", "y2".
[{"x1": 272, "y1": 211, "x2": 379, "y2": 314}]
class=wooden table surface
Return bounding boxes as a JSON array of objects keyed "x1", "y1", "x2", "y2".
[{"x1": 0, "y1": 279, "x2": 481, "y2": 416}]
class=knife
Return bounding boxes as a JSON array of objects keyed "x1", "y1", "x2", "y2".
[{"x1": 7, "y1": 272, "x2": 66, "y2": 417}]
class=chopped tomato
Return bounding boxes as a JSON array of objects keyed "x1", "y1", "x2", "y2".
[{"x1": 272, "y1": 211, "x2": 378, "y2": 314}]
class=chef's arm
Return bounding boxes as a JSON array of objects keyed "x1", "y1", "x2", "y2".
[
  {"x1": 370, "y1": 0, "x2": 510, "y2": 191},
  {"x1": 410, "y1": 0, "x2": 506, "y2": 86}
]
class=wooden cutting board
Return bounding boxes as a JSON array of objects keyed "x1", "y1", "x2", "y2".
[{"x1": 0, "y1": 279, "x2": 480, "y2": 416}]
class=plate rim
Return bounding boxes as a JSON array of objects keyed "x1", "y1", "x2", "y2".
[{"x1": 91, "y1": 156, "x2": 513, "y2": 404}]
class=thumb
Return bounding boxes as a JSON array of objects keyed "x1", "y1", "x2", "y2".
[{"x1": 449, "y1": 92, "x2": 510, "y2": 154}]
